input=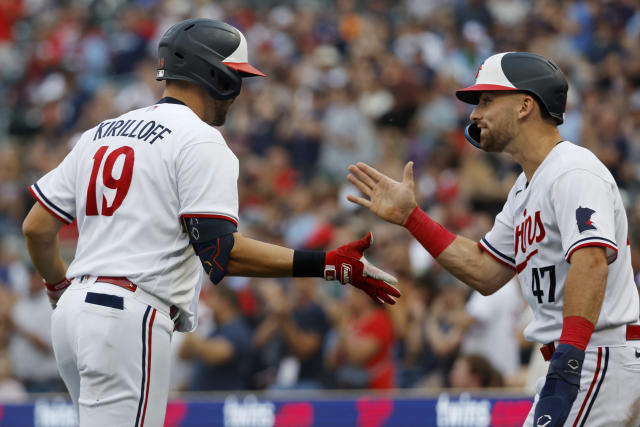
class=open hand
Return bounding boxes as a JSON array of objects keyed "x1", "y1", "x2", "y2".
[{"x1": 347, "y1": 162, "x2": 418, "y2": 225}]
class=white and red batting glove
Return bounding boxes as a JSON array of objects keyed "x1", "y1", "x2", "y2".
[
  {"x1": 324, "y1": 233, "x2": 400, "y2": 304},
  {"x1": 44, "y1": 278, "x2": 71, "y2": 308}
]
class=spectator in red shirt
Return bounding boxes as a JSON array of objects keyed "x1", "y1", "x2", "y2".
[{"x1": 326, "y1": 287, "x2": 396, "y2": 389}]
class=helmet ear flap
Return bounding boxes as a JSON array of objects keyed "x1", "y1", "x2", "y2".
[
  {"x1": 464, "y1": 123, "x2": 482, "y2": 148},
  {"x1": 208, "y1": 66, "x2": 242, "y2": 99},
  {"x1": 211, "y1": 68, "x2": 232, "y2": 92}
]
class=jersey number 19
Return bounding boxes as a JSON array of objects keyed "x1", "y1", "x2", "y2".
[{"x1": 86, "y1": 145, "x2": 134, "y2": 216}]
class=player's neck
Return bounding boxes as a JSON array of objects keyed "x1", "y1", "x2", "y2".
[
  {"x1": 511, "y1": 127, "x2": 563, "y2": 182},
  {"x1": 162, "y1": 84, "x2": 207, "y2": 121}
]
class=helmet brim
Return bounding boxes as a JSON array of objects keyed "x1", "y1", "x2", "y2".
[
  {"x1": 455, "y1": 84, "x2": 518, "y2": 104},
  {"x1": 223, "y1": 61, "x2": 266, "y2": 77}
]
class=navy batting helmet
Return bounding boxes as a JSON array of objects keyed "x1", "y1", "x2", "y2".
[
  {"x1": 156, "y1": 19, "x2": 265, "y2": 100},
  {"x1": 456, "y1": 52, "x2": 568, "y2": 148}
]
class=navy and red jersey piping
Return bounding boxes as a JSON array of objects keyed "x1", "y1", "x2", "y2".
[
  {"x1": 564, "y1": 236, "x2": 618, "y2": 262},
  {"x1": 29, "y1": 184, "x2": 74, "y2": 224},
  {"x1": 479, "y1": 238, "x2": 516, "y2": 269}
]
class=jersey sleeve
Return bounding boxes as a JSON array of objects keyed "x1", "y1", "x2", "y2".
[
  {"x1": 551, "y1": 169, "x2": 618, "y2": 263},
  {"x1": 176, "y1": 141, "x2": 240, "y2": 226},
  {"x1": 479, "y1": 200, "x2": 516, "y2": 269},
  {"x1": 29, "y1": 146, "x2": 78, "y2": 224}
]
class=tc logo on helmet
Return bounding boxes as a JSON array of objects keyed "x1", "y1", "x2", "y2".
[{"x1": 475, "y1": 64, "x2": 483, "y2": 80}]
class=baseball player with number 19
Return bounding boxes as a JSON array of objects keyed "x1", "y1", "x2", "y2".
[
  {"x1": 21, "y1": 19, "x2": 400, "y2": 426},
  {"x1": 348, "y1": 52, "x2": 640, "y2": 426}
]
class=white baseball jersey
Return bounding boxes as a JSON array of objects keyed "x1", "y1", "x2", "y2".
[
  {"x1": 30, "y1": 98, "x2": 239, "y2": 331},
  {"x1": 479, "y1": 141, "x2": 639, "y2": 344}
]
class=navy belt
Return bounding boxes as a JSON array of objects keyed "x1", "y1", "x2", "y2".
[
  {"x1": 86, "y1": 276, "x2": 179, "y2": 328},
  {"x1": 85, "y1": 292, "x2": 124, "y2": 310},
  {"x1": 83, "y1": 276, "x2": 136, "y2": 310}
]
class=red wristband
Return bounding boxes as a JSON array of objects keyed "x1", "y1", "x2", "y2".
[
  {"x1": 44, "y1": 278, "x2": 71, "y2": 292},
  {"x1": 559, "y1": 316, "x2": 595, "y2": 351},
  {"x1": 404, "y1": 206, "x2": 456, "y2": 258}
]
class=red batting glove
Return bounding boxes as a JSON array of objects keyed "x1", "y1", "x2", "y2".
[
  {"x1": 44, "y1": 278, "x2": 71, "y2": 308},
  {"x1": 324, "y1": 233, "x2": 400, "y2": 304}
]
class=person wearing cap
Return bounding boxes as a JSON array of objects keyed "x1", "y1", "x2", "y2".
[
  {"x1": 21, "y1": 19, "x2": 400, "y2": 426},
  {"x1": 348, "y1": 51, "x2": 640, "y2": 426}
]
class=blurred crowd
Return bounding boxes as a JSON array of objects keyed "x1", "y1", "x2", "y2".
[{"x1": 0, "y1": 0, "x2": 640, "y2": 399}]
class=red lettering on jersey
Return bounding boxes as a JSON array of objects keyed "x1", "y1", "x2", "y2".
[
  {"x1": 516, "y1": 249, "x2": 538, "y2": 273},
  {"x1": 515, "y1": 210, "x2": 546, "y2": 256},
  {"x1": 534, "y1": 210, "x2": 546, "y2": 242}
]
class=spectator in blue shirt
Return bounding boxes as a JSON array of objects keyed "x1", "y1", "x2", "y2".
[{"x1": 179, "y1": 284, "x2": 253, "y2": 391}]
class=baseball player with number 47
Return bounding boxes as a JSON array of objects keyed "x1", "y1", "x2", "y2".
[
  {"x1": 348, "y1": 52, "x2": 640, "y2": 426},
  {"x1": 21, "y1": 19, "x2": 400, "y2": 426}
]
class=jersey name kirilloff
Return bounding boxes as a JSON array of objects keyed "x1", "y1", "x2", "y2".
[{"x1": 93, "y1": 119, "x2": 173, "y2": 145}]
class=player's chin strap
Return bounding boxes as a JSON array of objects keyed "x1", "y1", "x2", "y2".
[{"x1": 464, "y1": 123, "x2": 482, "y2": 149}]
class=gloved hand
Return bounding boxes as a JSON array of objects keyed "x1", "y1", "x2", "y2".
[
  {"x1": 534, "y1": 343, "x2": 585, "y2": 427},
  {"x1": 44, "y1": 278, "x2": 71, "y2": 308},
  {"x1": 324, "y1": 233, "x2": 400, "y2": 304}
]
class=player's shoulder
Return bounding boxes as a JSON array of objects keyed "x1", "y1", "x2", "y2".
[
  {"x1": 550, "y1": 141, "x2": 614, "y2": 182},
  {"x1": 150, "y1": 103, "x2": 228, "y2": 147}
]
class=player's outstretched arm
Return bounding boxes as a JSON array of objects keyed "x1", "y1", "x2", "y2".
[
  {"x1": 348, "y1": 161, "x2": 514, "y2": 295},
  {"x1": 227, "y1": 232, "x2": 400, "y2": 304}
]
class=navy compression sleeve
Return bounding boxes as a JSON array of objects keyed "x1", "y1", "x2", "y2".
[{"x1": 183, "y1": 217, "x2": 236, "y2": 284}]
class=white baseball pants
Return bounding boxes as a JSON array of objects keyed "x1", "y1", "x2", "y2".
[
  {"x1": 51, "y1": 279, "x2": 174, "y2": 427},
  {"x1": 524, "y1": 343, "x2": 640, "y2": 426}
]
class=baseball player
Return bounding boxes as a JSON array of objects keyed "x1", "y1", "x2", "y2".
[
  {"x1": 21, "y1": 19, "x2": 399, "y2": 426},
  {"x1": 347, "y1": 52, "x2": 640, "y2": 426}
]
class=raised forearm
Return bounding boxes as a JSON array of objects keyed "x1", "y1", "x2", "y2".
[
  {"x1": 404, "y1": 207, "x2": 513, "y2": 295},
  {"x1": 435, "y1": 235, "x2": 514, "y2": 295},
  {"x1": 227, "y1": 233, "x2": 294, "y2": 277}
]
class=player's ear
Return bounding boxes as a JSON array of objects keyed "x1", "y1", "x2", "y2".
[{"x1": 518, "y1": 93, "x2": 537, "y2": 120}]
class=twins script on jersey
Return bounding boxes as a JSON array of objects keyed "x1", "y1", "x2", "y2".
[
  {"x1": 479, "y1": 141, "x2": 639, "y2": 344},
  {"x1": 30, "y1": 98, "x2": 240, "y2": 331}
]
